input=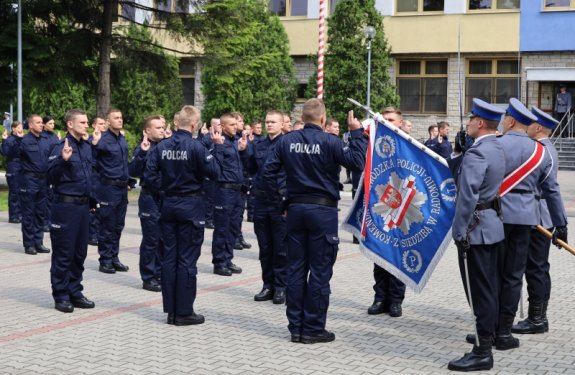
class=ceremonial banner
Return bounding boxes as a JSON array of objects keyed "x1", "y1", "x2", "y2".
[{"x1": 343, "y1": 116, "x2": 457, "y2": 293}]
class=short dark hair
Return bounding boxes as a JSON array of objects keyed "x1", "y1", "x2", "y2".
[
  {"x1": 437, "y1": 121, "x2": 450, "y2": 130},
  {"x1": 427, "y1": 124, "x2": 437, "y2": 134},
  {"x1": 143, "y1": 115, "x2": 163, "y2": 129},
  {"x1": 65, "y1": 109, "x2": 87, "y2": 123}
]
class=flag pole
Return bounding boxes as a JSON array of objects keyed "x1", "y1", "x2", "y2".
[{"x1": 317, "y1": 0, "x2": 327, "y2": 100}]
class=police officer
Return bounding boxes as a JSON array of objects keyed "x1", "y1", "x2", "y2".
[
  {"x1": 246, "y1": 110, "x2": 287, "y2": 304},
  {"x1": 485, "y1": 98, "x2": 567, "y2": 350},
  {"x1": 211, "y1": 113, "x2": 247, "y2": 276},
  {"x1": 42, "y1": 115, "x2": 61, "y2": 232},
  {"x1": 368, "y1": 107, "x2": 407, "y2": 317},
  {"x1": 511, "y1": 107, "x2": 567, "y2": 335},
  {"x1": 231, "y1": 112, "x2": 252, "y2": 250},
  {"x1": 129, "y1": 115, "x2": 166, "y2": 292},
  {"x1": 18, "y1": 114, "x2": 52, "y2": 255},
  {"x1": 88, "y1": 117, "x2": 107, "y2": 246},
  {"x1": 144, "y1": 105, "x2": 223, "y2": 325},
  {"x1": 448, "y1": 99, "x2": 506, "y2": 372},
  {"x1": 48, "y1": 109, "x2": 95, "y2": 313},
  {"x1": 199, "y1": 117, "x2": 220, "y2": 229},
  {"x1": 92, "y1": 108, "x2": 131, "y2": 273},
  {"x1": 263, "y1": 99, "x2": 365, "y2": 344},
  {"x1": 1, "y1": 121, "x2": 24, "y2": 223}
]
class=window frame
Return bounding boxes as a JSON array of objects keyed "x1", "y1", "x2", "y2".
[
  {"x1": 467, "y1": 0, "x2": 521, "y2": 12},
  {"x1": 396, "y1": 59, "x2": 449, "y2": 114},
  {"x1": 395, "y1": 0, "x2": 445, "y2": 14},
  {"x1": 179, "y1": 59, "x2": 196, "y2": 105},
  {"x1": 269, "y1": 0, "x2": 309, "y2": 18},
  {"x1": 465, "y1": 58, "x2": 520, "y2": 111},
  {"x1": 542, "y1": 0, "x2": 575, "y2": 11}
]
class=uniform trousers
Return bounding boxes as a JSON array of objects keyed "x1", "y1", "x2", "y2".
[
  {"x1": 373, "y1": 265, "x2": 406, "y2": 304},
  {"x1": 19, "y1": 175, "x2": 47, "y2": 248},
  {"x1": 160, "y1": 196, "x2": 204, "y2": 315},
  {"x1": 212, "y1": 186, "x2": 242, "y2": 268},
  {"x1": 50, "y1": 200, "x2": 90, "y2": 302},
  {"x1": 499, "y1": 224, "x2": 532, "y2": 320},
  {"x1": 457, "y1": 242, "x2": 502, "y2": 336},
  {"x1": 253, "y1": 198, "x2": 287, "y2": 292},
  {"x1": 97, "y1": 184, "x2": 128, "y2": 265},
  {"x1": 286, "y1": 203, "x2": 339, "y2": 336},
  {"x1": 138, "y1": 191, "x2": 163, "y2": 282},
  {"x1": 525, "y1": 227, "x2": 552, "y2": 304},
  {"x1": 6, "y1": 171, "x2": 21, "y2": 221}
]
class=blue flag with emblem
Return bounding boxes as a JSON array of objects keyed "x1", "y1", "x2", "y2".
[{"x1": 342, "y1": 116, "x2": 457, "y2": 293}]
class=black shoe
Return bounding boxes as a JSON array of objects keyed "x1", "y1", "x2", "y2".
[
  {"x1": 254, "y1": 288, "x2": 274, "y2": 302},
  {"x1": 273, "y1": 290, "x2": 286, "y2": 305},
  {"x1": 353, "y1": 237, "x2": 359, "y2": 244},
  {"x1": 247, "y1": 217, "x2": 254, "y2": 223},
  {"x1": 88, "y1": 239, "x2": 98, "y2": 246},
  {"x1": 112, "y1": 261, "x2": 129, "y2": 272},
  {"x1": 448, "y1": 351, "x2": 493, "y2": 371},
  {"x1": 234, "y1": 241, "x2": 243, "y2": 250},
  {"x1": 55, "y1": 301, "x2": 74, "y2": 313},
  {"x1": 9, "y1": 218, "x2": 21, "y2": 224},
  {"x1": 43, "y1": 226, "x2": 50, "y2": 232},
  {"x1": 495, "y1": 334, "x2": 520, "y2": 350},
  {"x1": 174, "y1": 313, "x2": 205, "y2": 326},
  {"x1": 214, "y1": 266, "x2": 232, "y2": 276},
  {"x1": 143, "y1": 279, "x2": 162, "y2": 292},
  {"x1": 241, "y1": 239, "x2": 252, "y2": 249},
  {"x1": 367, "y1": 301, "x2": 388, "y2": 315},
  {"x1": 511, "y1": 303, "x2": 546, "y2": 334},
  {"x1": 291, "y1": 334, "x2": 301, "y2": 343},
  {"x1": 25, "y1": 247, "x2": 37, "y2": 255},
  {"x1": 99, "y1": 264, "x2": 116, "y2": 274},
  {"x1": 35, "y1": 244, "x2": 51, "y2": 253},
  {"x1": 301, "y1": 330, "x2": 336, "y2": 344},
  {"x1": 167, "y1": 313, "x2": 175, "y2": 325},
  {"x1": 205, "y1": 222, "x2": 215, "y2": 229},
  {"x1": 71, "y1": 297, "x2": 95, "y2": 309},
  {"x1": 389, "y1": 303, "x2": 402, "y2": 317},
  {"x1": 229, "y1": 263, "x2": 242, "y2": 274},
  {"x1": 465, "y1": 334, "x2": 495, "y2": 345}
]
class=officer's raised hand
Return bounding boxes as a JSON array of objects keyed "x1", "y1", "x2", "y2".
[
  {"x1": 348, "y1": 110, "x2": 361, "y2": 131},
  {"x1": 62, "y1": 138, "x2": 73, "y2": 161},
  {"x1": 210, "y1": 125, "x2": 224, "y2": 145},
  {"x1": 92, "y1": 128, "x2": 102, "y2": 145},
  {"x1": 141, "y1": 133, "x2": 151, "y2": 152},
  {"x1": 238, "y1": 133, "x2": 248, "y2": 151},
  {"x1": 2, "y1": 129, "x2": 7, "y2": 140},
  {"x1": 165, "y1": 122, "x2": 173, "y2": 138}
]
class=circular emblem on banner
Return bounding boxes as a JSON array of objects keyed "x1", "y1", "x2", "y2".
[
  {"x1": 402, "y1": 249, "x2": 423, "y2": 273},
  {"x1": 440, "y1": 178, "x2": 457, "y2": 203},
  {"x1": 375, "y1": 135, "x2": 396, "y2": 158}
]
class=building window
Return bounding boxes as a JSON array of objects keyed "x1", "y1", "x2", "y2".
[
  {"x1": 297, "y1": 83, "x2": 308, "y2": 102},
  {"x1": 544, "y1": 0, "x2": 575, "y2": 10},
  {"x1": 397, "y1": 0, "x2": 445, "y2": 12},
  {"x1": 179, "y1": 59, "x2": 196, "y2": 105},
  {"x1": 329, "y1": 0, "x2": 341, "y2": 14},
  {"x1": 397, "y1": 60, "x2": 448, "y2": 114},
  {"x1": 468, "y1": 0, "x2": 520, "y2": 10},
  {"x1": 465, "y1": 59, "x2": 519, "y2": 111},
  {"x1": 155, "y1": 0, "x2": 189, "y2": 13},
  {"x1": 269, "y1": 0, "x2": 309, "y2": 16},
  {"x1": 121, "y1": 1, "x2": 136, "y2": 22}
]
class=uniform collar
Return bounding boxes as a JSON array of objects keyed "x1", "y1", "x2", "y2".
[{"x1": 304, "y1": 123, "x2": 322, "y2": 131}]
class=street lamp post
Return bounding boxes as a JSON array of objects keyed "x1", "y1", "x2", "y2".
[{"x1": 364, "y1": 26, "x2": 376, "y2": 113}]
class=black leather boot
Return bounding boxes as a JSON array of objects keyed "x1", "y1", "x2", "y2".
[
  {"x1": 448, "y1": 335, "x2": 494, "y2": 371},
  {"x1": 511, "y1": 303, "x2": 546, "y2": 334},
  {"x1": 495, "y1": 315, "x2": 520, "y2": 350},
  {"x1": 542, "y1": 301, "x2": 549, "y2": 332}
]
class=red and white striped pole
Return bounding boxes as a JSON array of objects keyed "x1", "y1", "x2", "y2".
[{"x1": 317, "y1": 0, "x2": 327, "y2": 100}]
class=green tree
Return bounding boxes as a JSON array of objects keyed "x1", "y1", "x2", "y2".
[
  {"x1": 200, "y1": 0, "x2": 297, "y2": 123},
  {"x1": 307, "y1": 0, "x2": 399, "y2": 131}
]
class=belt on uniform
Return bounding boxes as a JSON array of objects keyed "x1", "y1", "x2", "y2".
[
  {"x1": 55, "y1": 194, "x2": 89, "y2": 204},
  {"x1": 219, "y1": 183, "x2": 243, "y2": 191},
  {"x1": 509, "y1": 189, "x2": 532, "y2": 195},
  {"x1": 252, "y1": 189, "x2": 268, "y2": 199},
  {"x1": 141, "y1": 187, "x2": 154, "y2": 195},
  {"x1": 164, "y1": 190, "x2": 203, "y2": 198},
  {"x1": 23, "y1": 171, "x2": 46, "y2": 179},
  {"x1": 289, "y1": 196, "x2": 337, "y2": 208},
  {"x1": 475, "y1": 200, "x2": 497, "y2": 211},
  {"x1": 101, "y1": 178, "x2": 128, "y2": 187}
]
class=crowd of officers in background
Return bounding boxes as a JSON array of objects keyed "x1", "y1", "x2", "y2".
[{"x1": 0, "y1": 97, "x2": 569, "y2": 364}]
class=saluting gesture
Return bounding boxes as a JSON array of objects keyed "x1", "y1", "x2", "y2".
[
  {"x1": 92, "y1": 128, "x2": 102, "y2": 145},
  {"x1": 165, "y1": 122, "x2": 173, "y2": 138},
  {"x1": 348, "y1": 110, "x2": 361, "y2": 131},
  {"x1": 141, "y1": 133, "x2": 151, "y2": 152},
  {"x1": 238, "y1": 132, "x2": 248, "y2": 151},
  {"x1": 62, "y1": 138, "x2": 73, "y2": 161},
  {"x1": 210, "y1": 124, "x2": 224, "y2": 145},
  {"x1": 2, "y1": 129, "x2": 8, "y2": 140}
]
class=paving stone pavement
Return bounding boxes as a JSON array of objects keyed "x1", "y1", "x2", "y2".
[{"x1": 1, "y1": 172, "x2": 575, "y2": 375}]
